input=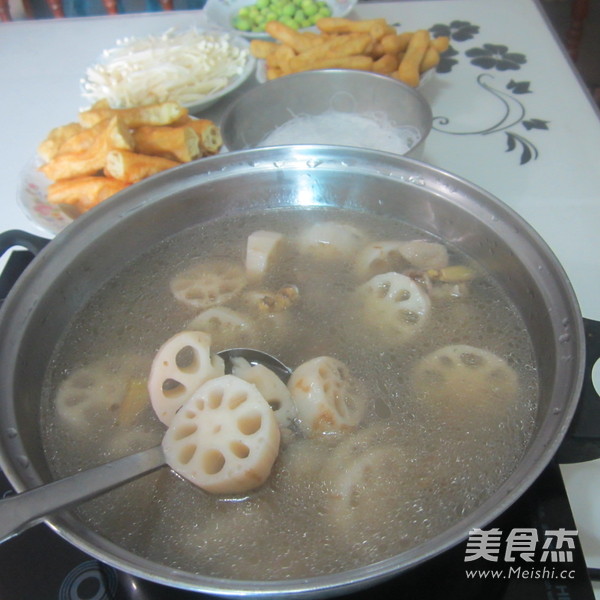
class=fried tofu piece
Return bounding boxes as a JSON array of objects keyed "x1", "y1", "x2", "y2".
[
  {"x1": 37, "y1": 122, "x2": 84, "y2": 162},
  {"x1": 79, "y1": 101, "x2": 188, "y2": 129},
  {"x1": 47, "y1": 176, "x2": 130, "y2": 213},
  {"x1": 105, "y1": 149, "x2": 180, "y2": 183},
  {"x1": 133, "y1": 125, "x2": 200, "y2": 163}
]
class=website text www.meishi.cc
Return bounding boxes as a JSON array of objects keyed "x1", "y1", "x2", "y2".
[
  {"x1": 463, "y1": 527, "x2": 578, "y2": 581},
  {"x1": 465, "y1": 565, "x2": 576, "y2": 580}
]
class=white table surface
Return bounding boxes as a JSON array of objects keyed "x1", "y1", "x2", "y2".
[{"x1": 1, "y1": 0, "x2": 600, "y2": 594}]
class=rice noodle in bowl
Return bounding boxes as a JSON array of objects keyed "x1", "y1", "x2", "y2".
[
  {"x1": 258, "y1": 109, "x2": 422, "y2": 154},
  {"x1": 220, "y1": 70, "x2": 433, "y2": 158}
]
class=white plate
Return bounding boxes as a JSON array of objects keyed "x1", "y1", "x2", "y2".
[
  {"x1": 18, "y1": 156, "x2": 73, "y2": 236},
  {"x1": 81, "y1": 27, "x2": 256, "y2": 114},
  {"x1": 185, "y1": 39, "x2": 256, "y2": 113},
  {"x1": 204, "y1": 0, "x2": 358, "y2": 40}
]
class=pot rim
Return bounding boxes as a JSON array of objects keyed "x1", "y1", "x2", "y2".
[{"x1": 0, "y1": 146, "x2": 586, "y2": 597}]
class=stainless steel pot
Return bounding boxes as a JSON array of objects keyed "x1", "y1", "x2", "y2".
[{"x1": 0, "y1": 146, "x2": 588, "y2": 597}]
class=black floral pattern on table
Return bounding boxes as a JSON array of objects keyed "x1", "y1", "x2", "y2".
[
  {"x1": 465, "y1": 44, "x2": 526, "y2": 71},
  {"x1": 436, "y1": 45, "x2": 460, "y2": 74},
  {"x1": 428, "y1": 21, "x2": 549, "y2": 165},
  {"x1": 430, "y1": 20, "x2": 480, "y2": 42}
]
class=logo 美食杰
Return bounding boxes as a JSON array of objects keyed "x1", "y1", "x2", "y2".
[{"x1": 464, "y1": 528, "x2": 578, "y2": 581}]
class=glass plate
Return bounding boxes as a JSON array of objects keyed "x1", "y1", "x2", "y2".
[
  {"x1": 18, "y1": 156, "x2": 73, "y2": 236},
  {"x1": 19, "y1": 113, "x2": 220, "y2": 237}
]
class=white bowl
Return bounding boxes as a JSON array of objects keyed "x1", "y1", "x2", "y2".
[{"x1": 204, "y1": 0, "x2": 358, "y2": 40}]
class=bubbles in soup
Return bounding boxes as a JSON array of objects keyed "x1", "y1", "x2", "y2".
[{"x1": 41, "y1": 208, "x2": 538, "y2": 580}]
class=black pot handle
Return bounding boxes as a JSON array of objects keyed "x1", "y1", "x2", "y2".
[
  {"x1": 0, "y1": 230, "x2": 51, "y2": 308},
  {"x1": 0, "y1": 230, "x2": 50, "y2": 259},
  {"x1": 556, "y1": 317, "x2": 600, "y2": 464}
]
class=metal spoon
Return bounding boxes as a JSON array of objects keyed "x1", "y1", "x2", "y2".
[{"x1": 0, "y1": 348, "x2": 292, "y2": 545}]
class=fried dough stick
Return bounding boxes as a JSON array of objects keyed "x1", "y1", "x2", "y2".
[
  {"x1": 288, "y1": 33, "x2": 373, "y2": 72},
  {"x1": 420, "y1": 36, "x2": 449, "y2": 73},
  {"x1": 37, "y1": 122, "x2": 84, "y2": 162},
  {"x1": 317, "y1": 17, "x2": 390, "y2": 35},
  {"x1": 372, "y1": 32, "x2": 412, "y2": 58},
  {"x1": 47, "y1": 176, "x2": 130, "y2": 213},
  {"x1": 55, "y1": 118, "x2": 114, "y2": 156},
  {"x1": 105, "y1": 149, "x2": 180, "y2": 183},
  {"x1": 266, "y1": 44, "x2": 296, "y2": 76},
  {"x1": 133, "y1": 125, "x2": 201, "y2": 163},
  {"x1": 290, "y1": 54, "x2": 374, "y2": 73},
  {"x1": 40, "y1": 116, "x2": 134, "y2": 181},
  {"x1": 178, "y1": 118, "x2": 223, "y2": 155},
  {"x1": 79, "y1": 101, "x2": 188, "y2": 129},
  {"x1": 249, "y1": 39, "x2": 279, "y2": 59},
  {"x1": 373, "y1": 53, "x2": 400, "y2": 75},
  {"x1": 394, "y1": 29, "x2": 431, "y2": 87},
  {"x1": 266, "y1": 21, "x2": 325, "y2": 53}
]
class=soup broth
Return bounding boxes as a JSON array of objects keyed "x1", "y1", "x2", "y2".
[{"x1": 41, "y1": 207, "x2": 538, "y2": 580}]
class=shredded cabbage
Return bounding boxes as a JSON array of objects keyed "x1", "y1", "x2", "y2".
[{"x1": 81, "y1": 28, "x2": 250, "y2": 108}]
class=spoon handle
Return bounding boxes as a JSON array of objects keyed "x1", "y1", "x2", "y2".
[{"x1": 0, "y1": 445, "x2": 165, "y2": 544}]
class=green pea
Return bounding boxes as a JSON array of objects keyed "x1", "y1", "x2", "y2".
[
  {"x1": 280, "y1": 15, "x2": 296, "y2": 27},
  {"x1": 234, "y1": 16, "x2": 252, "y2": 29},
  {"x1": 233, "y1": 0, "x2": 332, "y2": 31},
  {"x1": 303, "y1": 2, "x2": 317, "y2": 16},
  {"x1": 281, "y1": 3, "x2": 296, "y2": 16}
]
